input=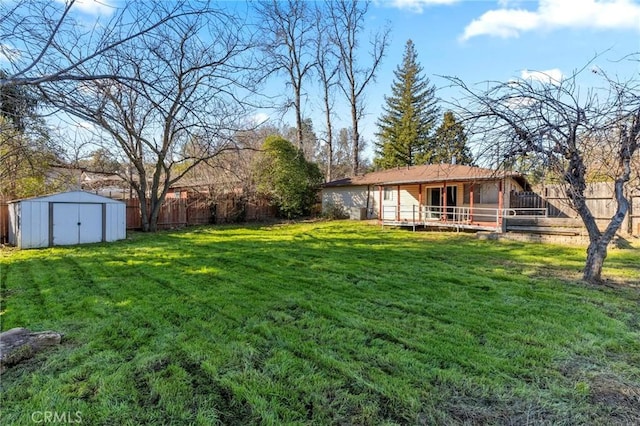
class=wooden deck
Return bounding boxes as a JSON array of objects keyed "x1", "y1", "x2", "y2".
[
  {"x1": 380, "y1": 205, "x2": 547, "y2": 232},
  {"x1": 381, "y1": 219, "x2": 501, "y2": 232}
]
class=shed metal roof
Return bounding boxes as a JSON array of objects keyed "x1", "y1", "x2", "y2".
[{"x1": 8, "y1": 190, "x2": 125, "y2": 204}]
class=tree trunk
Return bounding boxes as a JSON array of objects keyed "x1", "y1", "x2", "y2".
[
  {"x1": 579, "y1": 179, "x2": 629, "y2": 283},
  {"x1": 351, "y1": 92, "x2": 359, "y2": 175},
  {"x1": 583, "y1": 240, "x2": 607, "y2": 283},
  {"x1": 139, "y1": 192, "x2": 151, "y2": 232},
  {"x1": 325, "y1": 100, "x2": 333, "y2": 182},
  {"x1": 148, "y1": 198, "x2": 161, "y2": 233},
  {"x1": 295, "y1": 87, "x2": 303, "y2": 153}
]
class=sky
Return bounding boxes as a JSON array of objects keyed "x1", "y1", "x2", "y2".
[
  {"x1": 5, "y1": 0, "x2": 640, "y2": 162},
  {"x1": 334, "y1": 0, "x2": 640, "y2": 159}
]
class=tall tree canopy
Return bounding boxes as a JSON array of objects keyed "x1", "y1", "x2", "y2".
[
  {"x1": 375, "y1": 39, "x2": 439, "y2": 169},
  {"x1": 253, "y1": 135, "x2": 323, "y2": 218},
  {"x1": 0, "y1": 71, "x2": 63, "y2": 198},
  {"x1": 432, "y1": 111, "x2": 474, "y2": 165}
]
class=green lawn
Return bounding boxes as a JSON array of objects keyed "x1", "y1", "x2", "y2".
[{"x1": 1, "y1": 221, "x2": 639, "y2": 425}]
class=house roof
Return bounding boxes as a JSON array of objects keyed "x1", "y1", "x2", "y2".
[{"x1": 324, "y1": 164, "x2": 527, "y2": 188}]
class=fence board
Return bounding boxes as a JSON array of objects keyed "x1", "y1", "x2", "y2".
[
  {"x1": 125, "y1": 195, "x2": 276, "y2": 230},
  {"x1": 511, "y1": 183, "x2": 640, "y2": 236}
]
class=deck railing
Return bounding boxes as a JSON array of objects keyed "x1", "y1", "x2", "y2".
[{"x1": 381, "y1": 205, "x2": 547, "y2": 230}]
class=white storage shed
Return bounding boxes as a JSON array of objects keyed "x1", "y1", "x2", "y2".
[{"x1": 8, "y1": 191, "x2": 126, "y2": 249}]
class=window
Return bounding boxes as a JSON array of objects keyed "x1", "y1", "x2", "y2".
[
  {"x1": 480, "y1": 183, "x2": 499, "y2": 204},
  {"x1": 463, "y1": 183, "x2": 497, "y2": 204},
  {"x1": 383, "y1": 187, "x2": 394, "y2": 201}
]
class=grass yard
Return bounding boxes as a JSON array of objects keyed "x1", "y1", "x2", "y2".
[{"x1": 1, "y1": 220, "x2": 639, "y2": 425}]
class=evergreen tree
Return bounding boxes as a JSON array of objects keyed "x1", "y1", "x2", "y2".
[
  {"x1": 432, "y1": 111, "x2": 474, "y2": 165},
  {"x1": 253, "y1": 135, "x2": 323, "y2": 218},
  {"x1": 374, "y1": 40, "x2": 439, "y2": 169}
]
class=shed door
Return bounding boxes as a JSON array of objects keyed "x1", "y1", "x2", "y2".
[{"x1": 52, "y1": 203, "x2": 103, "y2": 246}]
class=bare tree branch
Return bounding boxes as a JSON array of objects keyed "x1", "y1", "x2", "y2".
[{"x1": 445, "y1": 59, "x2": 640, "y2": 283}]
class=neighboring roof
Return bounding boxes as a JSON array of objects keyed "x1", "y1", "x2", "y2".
[
  {"x1": 8, "y1": 190, "x2": 125, "y2": 204},
  {"x1": 324, "y1": 164, "x2": 527, "y2": 188}
]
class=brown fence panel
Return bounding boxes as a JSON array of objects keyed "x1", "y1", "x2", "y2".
[
  {"x1": 126, "y1": 199, "x2": 142, "y2": 230},
  {"x1": 0, "y1": 201, "x2": 8, "y2": 244},
  {"x1": 246, "y1": 199, "x2": 277, "y2": 221},
  {"x1": 187, "y1": 198, "x2": 213, "y2": 225},
  {"x1": 156, "y1": 198, "x2": 188, "y2": 229},
  {"x1": 512, "y1": 183, "x2": 640, "y2": 236},
  {"x1": 125, "y1": 195, "x2": 276, "y2": 230},
  {"x1": 510, "y1": 190, "x2": 566, "y2": 217}
]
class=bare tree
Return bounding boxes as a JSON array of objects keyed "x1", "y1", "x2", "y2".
[
  {"x1": 255, "y1": 0, "x2": 316, "y2": 152},
  {"x1": 447, "y1": 64, "x2": 640, "y2": 283},
  {"x1": 42, "y1": 6, "x2": 257, "y2": 232},
  {"x1": 0, "y1": 0, "x2": 204, "y2": 88},
  {"x1": 313, "y1": 4, "x2": 341, "y2": 182},
  {"x1": 327, "y1": 0, "x2": 389, "y2": 175}
]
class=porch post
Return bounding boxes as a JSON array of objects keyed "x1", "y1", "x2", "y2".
[
  {"x1": 418, "y1": 184, "x2": 423, "y2": 222},
  {"x1": 470, "y1": 183, "x2": 474, "y2": 223},
  {"x1": 378, "y1": 186, "x2": 383, "y2": 223},
  {"x1": 396, "y1": 185, "x2": 401, "y2": 221},
  {"x1": 498, "y1": 180, "x2": 504, "y2": 229},
  {"x1": 442, "y1": 182, "x2": 447, "y2": 222}
]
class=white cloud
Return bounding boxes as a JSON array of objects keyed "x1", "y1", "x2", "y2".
[
  {"x1": 503, "y1": 95, "x2": 537, "y2": 109},
  {"x1": 461, "y1": 0, "x2": 640, "y2": 41},
  {"x1": 252, "y1": 113, "x2": 270, "y2": 126},
  {"x1": 390, "y1": 0, "x2": 459, "y2": 14},
  {"x1": 520, "y1": 68, "x2": 564, "y2": 85},
  {"x1": 56, "y1": 0, "x2": 115, "y2": 16}
]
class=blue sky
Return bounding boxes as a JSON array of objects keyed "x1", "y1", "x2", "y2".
[
  {"x1": 5, "y1": 0, "x2": 640, "y2": 162},
  {"x1": 337, "y1": 0, "x2": 640, "y2": 159}
]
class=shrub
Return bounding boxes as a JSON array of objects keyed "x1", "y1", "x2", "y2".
[{"x1": 322, "y1": 202, "x2": 349, "y2": 220}]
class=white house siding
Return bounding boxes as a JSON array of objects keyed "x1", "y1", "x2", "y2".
[
  {"x1": 323, "y1": 177, "x2": 525, "y2": 223},
  {"x1": 379, "y1": 184, "x2": 421, "y2": 221},
  {"x1": 322, "y1": 186, "x2": 373, "y2": 217}
]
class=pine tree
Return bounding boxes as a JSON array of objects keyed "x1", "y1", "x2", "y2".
[
  {"x1": 374, "y1": 39, "x2": 439, "y2": 169},
  {"x1": 432, "y1": 111, "x2": 474, "y2": 165}
]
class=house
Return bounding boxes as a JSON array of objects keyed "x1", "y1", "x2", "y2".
[
  {"x1": 81, "y1": 170, "x2": 130, "y2": 199},
  {"x1": 7, "y1": 191, "x2": 126, "y2": 249},
  {"x1": 322, "y1": 164, "x2": 532, "y2": 231}
]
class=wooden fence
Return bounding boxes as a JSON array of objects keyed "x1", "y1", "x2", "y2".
[
  {"x1": 0, "y1": 194, "x2": 277, "y2": 243},
  {"x1": 511, "y1": 182, "x2": 640, "y2": 236},
  {"x1": 125, "y1": 195, "x2": 277, "y2": 230}
]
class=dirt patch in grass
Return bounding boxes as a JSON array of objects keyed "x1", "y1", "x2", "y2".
[
  {"x1": 589, "y1": 375, "x2": 640, "y2": 424},
  {"x1": 559, "y1": 356, "x2": 640, "y2": 424}
]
